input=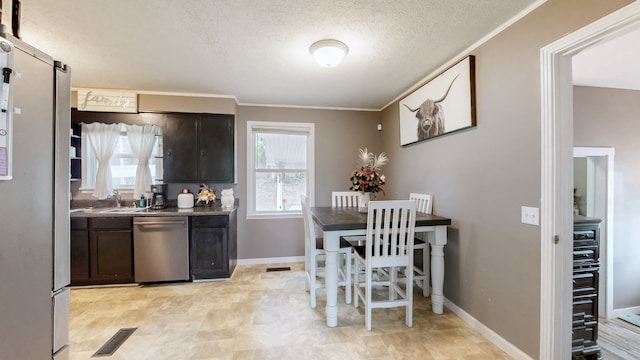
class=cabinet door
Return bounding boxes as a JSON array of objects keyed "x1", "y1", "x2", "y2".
[
  {"x1": 70, "y1": 219, "x2": 89, "y2": 285},
  {"x1": 190, "y1": 226, "x2": 228, "y2": 279},
  {"x1": 199, "y1": 115, "x2": 234, "y2": 182},
  {"x1": 163, "y1": 114, "x2": 198, "y2": 182},
  {"x1": 90, "y1": 229, "x2": 134, "y2": 283}
]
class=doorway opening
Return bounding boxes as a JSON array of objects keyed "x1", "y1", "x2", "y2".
[
  {"x1": 540, "y1": 2, "x2": 640, "y2": 358},
  {"x1": 573, "y1": 146, "x2": 614, "y2": 319}
]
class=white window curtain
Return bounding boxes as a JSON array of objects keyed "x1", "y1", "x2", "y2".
[
  {"x1": 126, "y1": 124, "x2": 160, "y2": 197},
  {"x1": 84, "y1": 123, "x2": 121, "y2": 199}
]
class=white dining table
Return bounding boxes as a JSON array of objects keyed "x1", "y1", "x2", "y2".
[{"x1": 309, "y1": 206, "x2": 452, "y2": 327}]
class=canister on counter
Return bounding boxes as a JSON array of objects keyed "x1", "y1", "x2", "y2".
[{"x1": 177, "y1": 188, "x2": 194, "y2": 209}]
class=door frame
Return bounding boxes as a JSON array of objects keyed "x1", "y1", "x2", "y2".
[
  {"x1": 540, "y1": 2, "x2": 640, "y2": 358},
  {"x1": 573, "y1": 146, "x2": 615, "y2": 319}
]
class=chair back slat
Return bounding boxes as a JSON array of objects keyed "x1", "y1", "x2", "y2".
[
  {"x1": 332, "y1": 191, "x2": 361, "y2": 208},
  {"x1": 365, "y1": 200, "x2": 417, "y2": 263},
  {"x1": 409, "y1": 193, "x2": 433, "y2": 214}
]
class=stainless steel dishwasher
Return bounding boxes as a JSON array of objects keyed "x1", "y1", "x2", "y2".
[{"x1": 133, "y1": 217, "x2": 189, "y2": 283}]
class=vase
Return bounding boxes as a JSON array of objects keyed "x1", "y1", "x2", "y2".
[{"x1": 358, "y1": 192, "x2": 371, "y2": 213}]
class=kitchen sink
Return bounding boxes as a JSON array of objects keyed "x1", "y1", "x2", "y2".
[{"x1": 99, "y1": 207, "x2": 148, "y2": 213}]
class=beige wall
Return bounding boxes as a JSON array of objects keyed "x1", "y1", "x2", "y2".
[
  {"x1": 378, "y1": 0, "x2": 632, "y2": 357},
  {"x1": 574, "y1": 85, "x2": 640, "y2": 311},
  {"x1": 138, "y1": 94, "x2": 237, "y2": 114},
  {"x1": 236, "y1": 105, "x2": 381, "y2": 259}
]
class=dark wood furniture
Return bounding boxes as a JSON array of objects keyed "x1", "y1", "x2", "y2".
[
  {"x1": 70, "y1": 217, "x2": 134, "y2": 285},
  {"x1": 572, "y1": 215, "x2": 602, "y2": 360},
  {"x1": 163, "y1": 113, "x2": 235, "y2": 183},
  {"x1": 190, "y1": 211, "x2": 237, "y2": 280}
]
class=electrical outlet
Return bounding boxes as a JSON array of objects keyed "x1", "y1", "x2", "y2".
[{"x1": 521, "y1": 206, "x2": 539, "y2": 226}]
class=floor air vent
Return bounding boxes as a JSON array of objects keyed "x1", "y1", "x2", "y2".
[
  {"x1": 92, "y1": 327, "x2": 137, "y2": 357},
  {"x1": 266, "y1": 266, "x2": 291, "y2": 272}
]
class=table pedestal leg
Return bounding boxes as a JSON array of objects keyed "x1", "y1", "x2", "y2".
[
  {"x1": 324, "y1": 233, "x2": 339, "y2": 327},
  {"x1": 430, "y1": 226, "x2": 447, "y2": 314}
]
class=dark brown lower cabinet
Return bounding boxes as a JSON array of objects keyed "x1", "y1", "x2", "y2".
[
  {"x1": 190, "y1": 211, "x2": 237, "y2": 280},
  {"x1": 71, "y1": 217, "x2": 134, "y2": 285}
]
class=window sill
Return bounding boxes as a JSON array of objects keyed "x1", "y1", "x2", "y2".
[{"x1": 246, "y1": 212, "x2": 302, "y2": 220}]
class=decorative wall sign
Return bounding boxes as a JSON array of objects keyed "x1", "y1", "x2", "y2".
[
  {"x1": 76, "y1": 88, "x2": 138, "y2": 113},
  {"x1": 399, "y1": 55, "x2": 476, "y2": 146}
]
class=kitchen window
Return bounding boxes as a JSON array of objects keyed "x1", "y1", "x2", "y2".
[
  {"x1": 246, "y1": 121, "x2": 314, "y2": 219},
  {"x1": 80, "y1": 124, "x2": 163, "y2": 194}
]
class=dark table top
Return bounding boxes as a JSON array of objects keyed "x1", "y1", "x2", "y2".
[{"x1": 310, "y1": 206, "x2": 451, "y2": 231}]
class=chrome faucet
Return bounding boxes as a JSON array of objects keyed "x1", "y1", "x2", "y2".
[{"x1": 112, "y1": 190, "x2": 122, "y2": 208}]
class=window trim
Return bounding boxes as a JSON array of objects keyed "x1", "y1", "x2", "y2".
[{"x1": 246, "y1": 121, "x2": 314, "y2": 219}]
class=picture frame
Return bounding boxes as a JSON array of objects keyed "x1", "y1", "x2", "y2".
[{"x1": 399, "y1": 55, "x2": 476, "y2": 146}]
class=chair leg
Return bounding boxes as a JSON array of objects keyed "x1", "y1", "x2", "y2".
[
  {"x1": 309, "y1": 252, "x2": 320, "y2": 308},
  {"x1": 365, "y1": 265, "x2": 372, "y2": 331},
  {"x1": 353, "y1": 258, "x2": 360, "y2": 308},
  {"x1": 406, "y1": 265, "x2": 413, "y2": 328},
  {"x1": 309, "y1": 265, "x2": 317, "y2": 308},
  {"x1": 424, "y1": 243, "x2": 431, "y2": 297},
  {"x1": 345, "y1": 251, "x2": 352, "y2": 304},
  {"x1": 389, "y1": 266, "x2": 397, "y2": 301}
]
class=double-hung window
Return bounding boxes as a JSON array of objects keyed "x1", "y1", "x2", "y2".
[{"x1": 247, "y1": 121, "x2": 314, "y2": 219}]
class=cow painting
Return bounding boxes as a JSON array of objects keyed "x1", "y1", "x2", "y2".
[{"x1": 403, "y1": 74, "x2": 459, "y2": 141}]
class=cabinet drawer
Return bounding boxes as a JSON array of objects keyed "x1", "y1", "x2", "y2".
[
  {"x1": 191, "y1": 215, "x2": 228, "y2": 228},
  {"x1": 71, "y1": 217, "x2": 88, "y2": 230},
  {"x1": 573, "y1": 271, "x2": 598, "y2": 296},
  {"x1": 572, "y1": 323, "x2": 598, "y2": 346},
  {"x1": 573, "y1": 246, "x2": 598, "y2": 264},
  {"x1": 89, "y1": 217, "x2": 132, "y2": 230},
  {"x1": 573, "y1": 230, "x2": 595, "y2": 240},
  {"x1": 573, "y1": 295, "x2": 597, "y2": 321}
]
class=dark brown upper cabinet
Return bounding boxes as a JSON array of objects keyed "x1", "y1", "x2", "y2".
[{"x1": 163, "y1": 114, "x2": 234, "y2": 183}]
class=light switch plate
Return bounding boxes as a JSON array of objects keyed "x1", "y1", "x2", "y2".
[{"x1": 521, "y1": 206, "x2": 539, "y2": 225}]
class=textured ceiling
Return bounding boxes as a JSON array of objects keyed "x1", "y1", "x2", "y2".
[{"x1": 19, "y1": 0, "x2": 540, "y2": 110}]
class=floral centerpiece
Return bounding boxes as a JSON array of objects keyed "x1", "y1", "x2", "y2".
[
  {"x1": 349, "y1": 148, "x2": 388, "y2": 195},
  {"x1": 197, "y1": 183, "x2": 216, "y2": 206}
]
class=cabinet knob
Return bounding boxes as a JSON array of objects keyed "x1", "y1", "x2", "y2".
[
  {"x1": 211, "y1": 262, "x2": 215, "y2": 266},
  {"x1": 201, "y1": 150, "x2": 205, "y2": 157},
  {"x1": 167, "y1": 150, "x2": 172, "y2": 157}
]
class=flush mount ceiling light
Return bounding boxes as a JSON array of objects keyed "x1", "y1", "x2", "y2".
[{"x1": 309, "y1": 39, "x2": 349, "y2": 68}]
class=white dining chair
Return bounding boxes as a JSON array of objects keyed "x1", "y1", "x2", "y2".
[
  {"x1": 409, "y1": 192, "x2": 433, "y2": 297},
  {"x1": 331, "y1": 190, "x2": 364, "y2": 304},
  {"x1": 331, "y1": 191, "x2": 361, "y2": 208},
  {"x1": 347, "y1": 200, "x2": 417, "y2": 330},
  {"x1": 301, "y1": 195, "x2": 352, "y2": 308}
]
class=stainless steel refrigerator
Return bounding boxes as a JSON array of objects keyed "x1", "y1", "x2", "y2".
[{"x1": 0, "y1": 33, "x2": 71, "y2": 359}]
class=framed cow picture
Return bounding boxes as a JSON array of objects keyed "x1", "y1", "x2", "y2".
[{"x1": 399, "y1": 55, "x2": 476, "y2": 146}]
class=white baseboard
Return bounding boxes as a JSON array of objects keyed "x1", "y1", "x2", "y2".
[
  {"x1": 443, "y1": 298, "x2": 533, "y2": 360},
  {"x1": 611, "y1": 305, "x2": 640, "y2": 318},
  {"x1": 237, "y1": 256, "x2": 304, "y2": 265}
]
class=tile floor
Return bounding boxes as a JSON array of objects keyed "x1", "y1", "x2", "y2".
[{"x1": 69, "y1": 263, "x2": 512, "y2": 360}]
